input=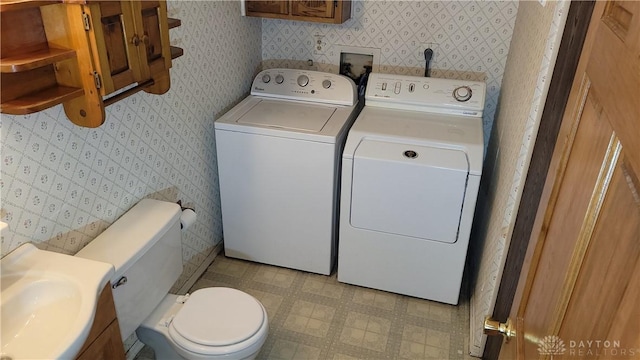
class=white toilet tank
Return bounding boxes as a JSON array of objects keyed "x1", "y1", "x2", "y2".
[{"x1": 75, "y1": 199, "x2": 183, "y2": 340}]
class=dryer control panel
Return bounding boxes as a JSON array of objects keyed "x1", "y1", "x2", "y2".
[
  {"x1": 251, "y1": 68, "x2": 357, "y2": 106},
  {"x1": 365, "y1": 73, "x2": 486, "y2": 117}
]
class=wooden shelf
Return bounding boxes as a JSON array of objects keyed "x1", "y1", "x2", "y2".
[
  {"x1": 0, "y1": 85, "x2": 83, "y2": 114},
  {"x1": 170, "y1": 46, "x2": 183, "y2": 60},
  {"x1": 1, "y1": 47, "x2": 76, "y2": 73},
  {"x1": 0, "y1": 0, "x2": 61, "y2": 12},
  {"x1": 167, "y1": 17, "x2": 181, "y2": 29},
  {"x1": 1, "y1": 0, "x2": 180, "y2": 127}
]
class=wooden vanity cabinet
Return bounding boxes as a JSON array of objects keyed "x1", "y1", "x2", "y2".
[
  {"x1": 75, "y1": 283, "x2": 126, "y2": 360},
  {"x1": 245, "y1": 0, "x2": 351, "y2": 24}
]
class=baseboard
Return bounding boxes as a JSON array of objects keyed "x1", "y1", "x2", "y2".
[{"x1": 125, "y1": 339, "x2": 146, "y2": 360}]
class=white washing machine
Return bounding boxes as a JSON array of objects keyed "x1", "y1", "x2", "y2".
[
  {"x1": 215, "y1": 68, "x2": 358, "y2": 275},
  {"x1": 338, "y1": 73, "x2": 485, "y2": 304}
]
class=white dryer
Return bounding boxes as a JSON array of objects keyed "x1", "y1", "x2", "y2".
[
  {"x1": 338, "y1": 73, "x2": 485, "y2": 304},
  {"x1": 215, "y1": 69, "x2": 358, "y2": 275}
]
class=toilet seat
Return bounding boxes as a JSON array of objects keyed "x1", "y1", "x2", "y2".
[{"x1": 168, "y1": 288, "x2": 267, "y2": 356}]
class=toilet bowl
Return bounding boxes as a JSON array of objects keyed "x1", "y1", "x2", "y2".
[
  {"x1": 74, "y1": 199, "x2": 269, "y2": 360},
  {"x1": 137, "y1": 288, "x2": 268, "y2": 360}
]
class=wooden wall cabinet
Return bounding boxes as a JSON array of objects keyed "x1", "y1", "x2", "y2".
[
  {"x1": 82, "y1": 0, "x2": 173, "y2": 97},
  {"x1": 75, "y1": 284, "x2": 126, "y2": 360},
  {"x1": 245, "y1": 0, "x2": 351, "y2": 24},
  {"x1": 0, "y1": 0, "x2": 183, "y2": 128}
]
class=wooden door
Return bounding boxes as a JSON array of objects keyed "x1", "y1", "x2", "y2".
[
  {"x1": 291, "y1": 0, "x2": 334, "y2": 19},
  {"x1": 84, "y1": 1, "x2": 141, "y2": 95},
  {"x1": 128, "y1": 0, "x2": 172, "y2": 95},
  {"x1": 129, "y1": 1, "x2": 171, "y2": 77},
  {"x1": 84, "y1": 1, "x2": 171, "y2": 96},
  {"x1": 245, "y1": 1, "x2": 289, "y2": 16},
  {"x1": 499, "y1": 1, "x2": 640, "y2": 359}
]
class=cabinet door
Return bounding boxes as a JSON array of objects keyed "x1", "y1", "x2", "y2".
[
  {"x1": 128, "y1": 0, "x2": 172, "y2": 94},
  {"x1": 85, "y1": 1, "x2": 142, "y2": 95},
  {"x1": 85, "y1": 1, "x2": 171, "y2": 96},
  {"x1": 76, "y1": 320, "x2": 125, "y2": 360},
  {"x1": 291, "y1": 0, "x2": 334, "y2": 18},
  {"x1": 246, "y1": 1, "x2": 288, "y2": 16}
]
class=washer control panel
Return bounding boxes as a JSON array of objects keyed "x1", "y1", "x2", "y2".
[
  {"x1": 365, "y1": 73, "x2": 486, "y2": 116},
  {"x1": 251, "y1": 68, "x2": 356, "y2": 106}
]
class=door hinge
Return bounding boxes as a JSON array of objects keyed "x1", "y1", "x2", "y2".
[
  {"x1": 82, "y1": 13, "x2": 91, "y2": 31},
  {"x1": 93, "y1": 71, "x2": 102, "y2": 89}
]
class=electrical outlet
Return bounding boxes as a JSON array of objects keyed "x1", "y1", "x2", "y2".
[{"x1": 313, "y1": 33, "x2": 326, "y2": 55}]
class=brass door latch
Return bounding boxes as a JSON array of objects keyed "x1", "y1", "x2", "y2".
[{"x1": 484, "y1": 316, "x2": 516, "y2": 343}]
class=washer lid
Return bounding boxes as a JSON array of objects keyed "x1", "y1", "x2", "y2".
[
  {"x1": 237, "y1": 99, "x2": 336, "y2": 132},
  {"x1": 170, "y1": 288, "x2": 265, "y2": 347}
]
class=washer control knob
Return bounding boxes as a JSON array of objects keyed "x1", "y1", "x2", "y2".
[
  {"x1": 297, "y1": 75, "x2": 310, "y2": 87},
  {"x1": 275, "y1": 74, "x2": 284, "y2": 84},
  {"x1": 453, "y1": 86, "x2": 472, "y2": 102},
  {"x1": 322, "y1": 79, "x2": 331, "y2": 89},
  {"x1": 262, "y1": 74, "x2": 271, "y2": 83}
]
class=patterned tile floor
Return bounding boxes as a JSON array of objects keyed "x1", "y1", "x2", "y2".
[{"x1": 135, "y1": 255, "x2": 474, "y2": 360}]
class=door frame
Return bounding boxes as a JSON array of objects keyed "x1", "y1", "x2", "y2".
[{"x1": 482, "y1": 1, "x2": 596, "y2": 358}]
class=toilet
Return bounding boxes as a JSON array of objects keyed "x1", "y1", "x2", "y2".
[{"x1": 75, "y1": 199, "x2": 268, "y2": 360}]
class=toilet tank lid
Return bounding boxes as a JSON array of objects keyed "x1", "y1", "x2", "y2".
[{"x1": 75, "y1": 199, "x2": 181, "y2": 279}]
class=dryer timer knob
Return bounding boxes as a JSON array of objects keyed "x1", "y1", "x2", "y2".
[
  {"x1": 453, "y1": 86, "x2": 472, "y2": 102},
  {"x1": 262, "y1": 74, "x2": 271, "y2": 83},
  {"x1": 297, "y1": 75, "x2": 310, "y2": 87},
  {"x1": 322, "y1": 80, "x2": 331, "y2": 89}
]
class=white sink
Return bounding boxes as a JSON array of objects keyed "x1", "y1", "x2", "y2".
[{"x1": 1, "y1": 243, "x2": 114, "y2": 360}]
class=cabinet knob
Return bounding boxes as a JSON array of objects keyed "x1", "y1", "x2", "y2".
[
  {"x1": 141, "y1": 35, "x2": 150, "y2": 46},
  {"x1": 131, "y1": 35, "x2": 141, "y2": 46}
]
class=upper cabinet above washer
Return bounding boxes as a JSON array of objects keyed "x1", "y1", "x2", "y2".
[{"x1": 245, "y1": 0, "x2": 351, "y2": 24}]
